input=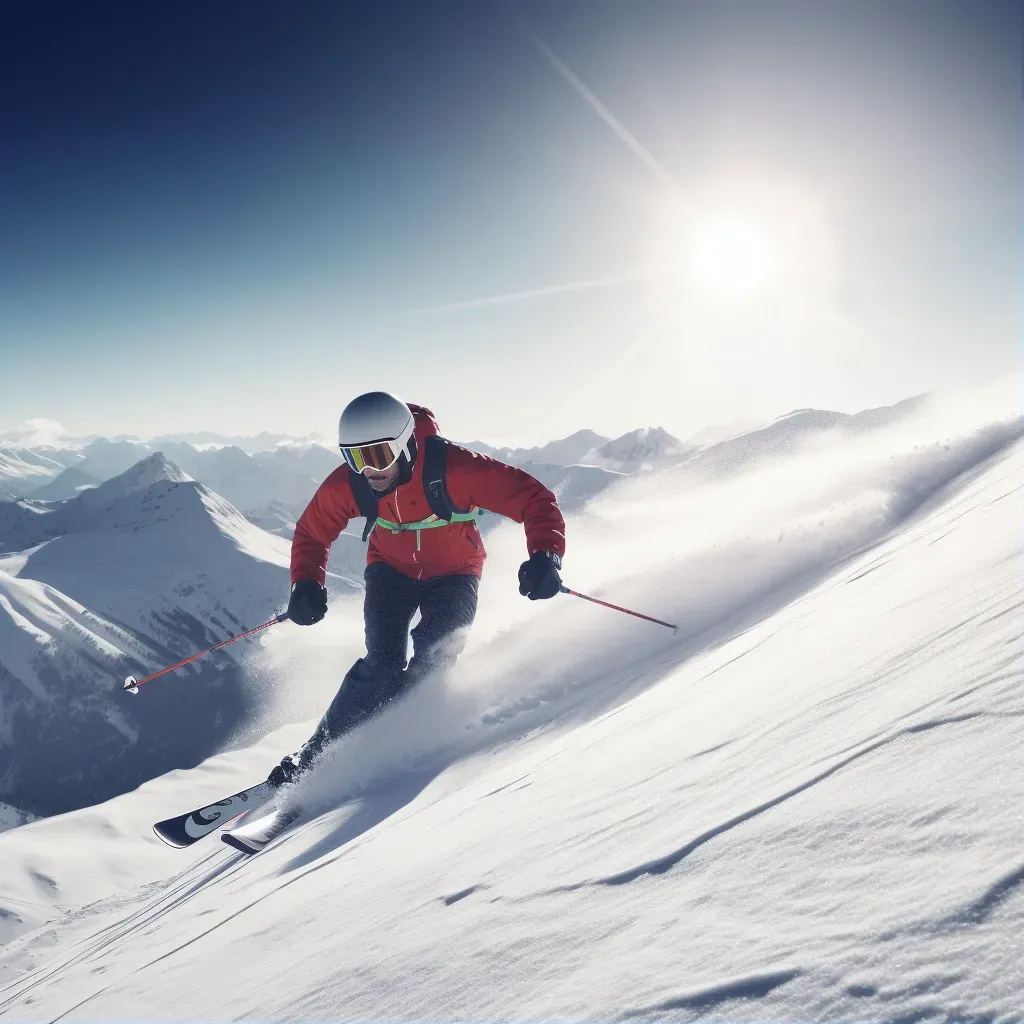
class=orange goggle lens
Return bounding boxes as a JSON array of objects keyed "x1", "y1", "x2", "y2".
[{"x1": 340, "y1": 440, "x2": 400, "y2": 473}]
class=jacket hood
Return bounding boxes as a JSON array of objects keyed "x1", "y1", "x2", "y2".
[{"x1": 409, "y1": 404, "x2": 440, "y2": 444}]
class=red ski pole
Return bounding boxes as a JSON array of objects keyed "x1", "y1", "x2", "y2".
[
  {"x1": 123, "y1": 612, "x2": 290, "y2": 694},
  {"x1": 559, "y1": 585, "x2": 678, "y2": 633}
]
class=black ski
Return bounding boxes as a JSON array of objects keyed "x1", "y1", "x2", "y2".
[{"x1": 153, "y1": 780, "x2": 275, "y2": 848}]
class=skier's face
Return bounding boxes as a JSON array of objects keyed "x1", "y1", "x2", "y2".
[{"x1": 363, "y1": 462, "x2": 401, "y2": 492}]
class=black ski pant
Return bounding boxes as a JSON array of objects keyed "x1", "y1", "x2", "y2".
[{"x1": 298, "y1": 562, "x2": 479, "y2": 766}]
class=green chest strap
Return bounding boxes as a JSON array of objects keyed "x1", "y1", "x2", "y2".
[
  {"x1": 374, "y1": 508, "x2": 483, "y2": 534},
  {"x1": 374, "y1": 508, "x2": 485, "y2": 552}
]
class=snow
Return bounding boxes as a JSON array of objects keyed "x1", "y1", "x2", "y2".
[
  {"x1": 0, "y1": 572, "x2": 129, "y2": 702},
  {"x1": 0, "y1": 448, "x2": 65, "y2": 500},
  {"x1": 7, "y1": 458, "x2": 294, "y2": 631},
  {"x1": 0, "y1": 386, "x2": 1022, "y2": 1020},
  {"x1": 0, "y1": 723, "x2": 309, "y2": 945}
]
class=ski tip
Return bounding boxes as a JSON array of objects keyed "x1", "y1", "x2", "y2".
[
  {"x1": 221, "y1": 832, "x2": 261, "y2": 857},
  {"x1": 152, "y1": 823, "x2": 191, "y2": 849},
  {"x1": 123, "y1": 675, "x2": 139, "y2": 695}
]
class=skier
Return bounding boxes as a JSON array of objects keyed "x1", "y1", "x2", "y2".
[{"x1": 269, "y1": 392, "x2": 565, "y2": 785}]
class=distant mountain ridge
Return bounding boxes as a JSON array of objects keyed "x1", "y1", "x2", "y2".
[
  {"x1": 673, "y1": 395, "x2": 935, "y2": 482},
  {"x1": 579, "y1": 427, "x2": 697, "y2": 472},
  {"x1": 15, "y1": 440, "x2": 342, "y2": 519},
  {"x1": 1, "y1": 397, "x2": 934, "y2": 543},
  {"x1": 463, "y1": 430, "x2": 612, "y2": 469},
  {"x1": 28, "y1": 466, "x2": 101, "y2": 501},
  {"x1": 149, "y1": 429, "x2": 330, "y2": 454}
]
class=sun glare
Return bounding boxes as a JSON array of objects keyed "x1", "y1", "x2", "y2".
[
  {"x1": 688, "y1": 220, "x2": 778, "y2": 296},
  {"x1": 646, "y1": 180, "x2": 836, "y2": 311}
]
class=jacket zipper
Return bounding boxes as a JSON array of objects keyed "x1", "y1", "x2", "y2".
[{"x1": 395, "y1": 490, "x2": 421, "y2": 563}]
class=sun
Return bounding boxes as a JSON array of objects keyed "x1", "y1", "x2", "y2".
[{"x1": 688, "y1": 218, "x2": 778, "y2": 296}]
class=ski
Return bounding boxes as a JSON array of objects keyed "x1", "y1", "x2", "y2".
[
  {"x1": 221, "y1": 804, "x2": 302, "y2": 856},
  {"x1": 153, "y1": 780, "x2": 276, "y2": 848}
]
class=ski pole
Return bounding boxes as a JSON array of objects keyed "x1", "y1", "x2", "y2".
[
  {"x1": 123, "y1": 612, "x2": 290, "y2": 694},
  {"x1": 559, "y1": 585, "x2": 678, "y2": 633}
]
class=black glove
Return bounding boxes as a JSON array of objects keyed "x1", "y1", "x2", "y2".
[
  {"x1": 286, "y1": 580, "x2": 327, "y2": 625},
  {"x1": 518, "y1": 551, "x2": 562, "y2": 601}
]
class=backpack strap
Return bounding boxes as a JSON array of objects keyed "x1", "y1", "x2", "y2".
[
  {"x1": 347, "y1": 467, "x2": 379, "y2": 542},
  {"x1": 422, "y1": 435, "x2": 470, "y2": 521}
]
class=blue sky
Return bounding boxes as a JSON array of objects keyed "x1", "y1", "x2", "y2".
[{"x1": 1, "y1": 0, "x2": 1019, "y2": 445}]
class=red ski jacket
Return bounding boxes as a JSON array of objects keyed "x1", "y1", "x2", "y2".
[{"x1": 291, "y1": 405, "x2": 566, "y2": 584}]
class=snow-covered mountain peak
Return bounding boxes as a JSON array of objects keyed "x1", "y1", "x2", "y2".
[
  {"x1": 531, "y1": 428, "x2": 610, "y2": 466},
  {"x1": 582, "y1": 426, "x2": 695, "y2": 471},
  {"x1": 0, "y1": 452, "x2": 283, "y2": 573},
  {"x1": 606, "y1": 425, "x2": 673, "y2": 450},
  {"x1": 96, "y1": 451, "x2": 193, "y2": 498}
]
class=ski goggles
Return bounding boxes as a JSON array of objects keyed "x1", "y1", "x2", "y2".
[{"x1": 339, "y1": 420, "x2": 415, "y2": 474}]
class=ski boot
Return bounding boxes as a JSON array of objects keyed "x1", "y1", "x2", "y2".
[{"x1": 267, "y1": 753, "x2": 303, "y2": 788}]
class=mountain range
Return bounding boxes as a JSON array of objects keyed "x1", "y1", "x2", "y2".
[
  {"x1": 0, "y1": 453, "x2": 358, "y2": 817},
  {"x1": 0, "y1": 419, "x2": 730, "y2": 507}
]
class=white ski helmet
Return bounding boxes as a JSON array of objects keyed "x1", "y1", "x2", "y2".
[{"x1": 337, "y1": 392, "x2": 415, "y2": 473}]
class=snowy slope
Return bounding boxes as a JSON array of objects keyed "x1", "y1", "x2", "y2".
[
  {"x1": 0, "y1": 570, "x2": 206, "y2": 817},
  {"x1": 0, "y1": 454, "x2": 359, "y2": 817},
  {"x1": 0, "y1": 447, "x2": 69, "y2": 500},
  {"x1": 0, "y1": 388, "x2": 1020, "y2": 1020}
]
